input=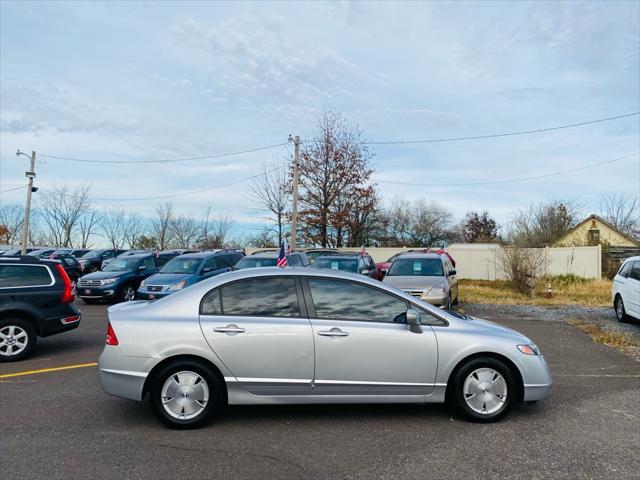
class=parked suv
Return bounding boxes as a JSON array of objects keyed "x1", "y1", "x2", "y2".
[
  {"x1": 52, "y1": 253, "x2": 83, "y2": 283},
  {"x1": 235, "y1": 251, "x2": 310, "y2": 269},
  {"x1": 0, "y1": 256, "x2": 80, "y2": 362},
  {"x1": 78, "y1": 249, "x2": 127, "y2": 273},
  {"x1": 101, "y1": 249, "x2": 151, "y2": 269},
  {"x1": 612, "y1": 256, "x2": 640, "y2": 323},
  {"x1": 383, "y1": 252, "x2": 458, "y2": 309},
  {"x1": 312, "y1": 253, "x2": 379, "y2": 278},
  {"x1": 137, "y1": 250, "x2": 244, "y2": 300},
  {"x1": 77, "y1": 252, "x2": 177, "y2": 303}
]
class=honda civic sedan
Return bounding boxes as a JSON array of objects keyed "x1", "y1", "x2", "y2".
[{"x1": 99, "y1": 268, "x2": 552, "y2": 429}]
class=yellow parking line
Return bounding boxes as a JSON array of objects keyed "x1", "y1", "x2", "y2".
[{"x1": 0, "y1": 362, "x2": 98, "y2": 379}]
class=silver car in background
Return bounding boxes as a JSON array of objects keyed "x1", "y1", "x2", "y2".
[
  {"x1": 99, "y1": 268, "x2": 552, "y2": 429},
  {"x1": 383, "y1": 252, "x2": 459, "y2": 309}
]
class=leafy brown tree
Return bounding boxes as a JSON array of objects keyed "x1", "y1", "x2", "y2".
[
  {"x1": 297, "y1": 111, "x2": 374, "y2": 247},
  {"x1": 461, "y1": 211, "x2": 499, "y2": 243}
]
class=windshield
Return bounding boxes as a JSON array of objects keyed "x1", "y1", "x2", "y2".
[
  {"x1": 312, "y1": 258, "x2": 358, "y2": 273},
  {"x1": 103, "y1": 258, "x2": 141, "y2": 272},
  {"x1": 387, "y1": 258, "x2": 444, "y2": 277},
  {"x1": 235, "y1": 257, "x2": 278, "y2": 269},
  {"x1": 81, "y1": 250, "x2": 101, "y2": 259},
  {"x1": 160, "y1": 257, "x2": 201, "y2": 274}
]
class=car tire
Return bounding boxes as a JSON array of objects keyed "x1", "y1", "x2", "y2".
[
  {"x1": 450, "y1": 356, "x2": 515, "y2": 423},
  {"x1": 150, "y1": 359, "x2": 225, "y2": 429},
  {"x1": 614, "y1": 295, "x2": 630, "y2": 323},
  {"x1": 121, "y1": 285, "x2": 136, "y2": 302},
  {"x1": 446, "y1": 295, "x2": 452, "y2": 310},
  {"x1": 452, "y1": 292, "x2": 459, "y2": 306},
  {"x1": 0, "y1": 317, "x2": 37, "y2": 363}
]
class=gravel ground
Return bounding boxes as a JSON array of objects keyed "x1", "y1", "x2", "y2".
[{"x1": 461, "y1": 303, "x2": 640, "y2": 362}]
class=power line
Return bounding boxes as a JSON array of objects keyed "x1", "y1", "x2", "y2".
[
  {"x1": 36, "y1": 112, "x2": 639, "y2": 164},
  {"x1": 0, "y1": 185, "x2": 25, "y2": 194},
  {"x1": 360, "y1": 112, "x2": 639, "y2": 145},
  {"x1": 40, "y1": 143, "x2": 288, "y2": 165},
  {"x1": 375, "y1": 152, "x2": 639, "y2": 187}
]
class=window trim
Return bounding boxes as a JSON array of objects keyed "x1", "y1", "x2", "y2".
[
  {"x1": 0, "y1": 264, "x2": 55, "y2": 289},
  {"x1": 301, "y1": 275, "x2": 448, "y2": 326},
  {"x1": 199, "y1": 275, "x2": 307, "y2": 318}
]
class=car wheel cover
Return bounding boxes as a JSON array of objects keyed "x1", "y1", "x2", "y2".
[
  {"x1": 0, "y1": 325, "x2": 29, "y2": 357},
  {"x1": 616, "y1": 298, "x2": 625, "y2": 319},
  {"x1": 463, "y1": 367, "x2": 507, "y2": 415},
  {"x1": 124, "y1": 287, "x2": 135, "y2": 301},
  {"x1": 161, "y1": 371, "x2": 210, "y2": 420}
]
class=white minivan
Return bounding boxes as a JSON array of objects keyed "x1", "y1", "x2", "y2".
[{"x1": 612, "y1": 256, "x2": 640, "y2": 322}]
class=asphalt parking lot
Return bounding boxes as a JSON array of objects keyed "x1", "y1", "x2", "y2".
[{"x1": 1, "y1": 302, "x2": 639, "y2": 480}]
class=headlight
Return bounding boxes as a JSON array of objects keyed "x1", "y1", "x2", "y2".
[
  {"x1": 101, "y1": 278, "x2": 117, "y2": 285},
  {"x1": 140, "y1": 280, "x2": 146, "y2": 288},
  {"x1": 425, "y1": 285, "x2": 446, "y2": 296},
  {"x1": 517, "y1": 344, "x2": 541, "y2": 355},
  {"x1": 168, "y1": 280, "x2": 187, "y2": 291}
]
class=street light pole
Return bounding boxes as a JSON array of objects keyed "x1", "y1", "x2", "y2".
[
  {"x1": 17, "y1": 150, "x2": 36, "y2": 255},
  {"x1": 288, "y1": 135, "x2": 300, "y2": 252}
]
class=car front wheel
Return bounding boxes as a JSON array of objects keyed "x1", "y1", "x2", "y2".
[
  {"x1": 122, "y1": 285, "x2": 136, "y2": 302},
  {"x1": 0, "y1": 318, "x2": 37, "y2": 362},
  {"x1": 451, "y1": 356, "x2": 515, "y2": 422},
  {"x1": 150, "y1": 359, "x2": 224, "y2": 429},
  {"x1": 615, "y1": 295, "x2": 630, "y2": 323}
]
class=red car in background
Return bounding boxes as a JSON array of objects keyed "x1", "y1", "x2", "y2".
[{"x1": 376, "y1": 249, "x2": 455, "y2": 280}]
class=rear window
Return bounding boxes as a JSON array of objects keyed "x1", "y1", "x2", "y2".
[
  {"x1": 313, "y1": 258, "x2": 358, "y2": 273},
  {"x1": 235, "y1": 257, "x2": 278, "y2": 269},
  {"x1": 0, "y1": 264, "x2": 53, "y2": 287}
]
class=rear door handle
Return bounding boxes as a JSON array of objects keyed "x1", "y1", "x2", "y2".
[
  {"x1": 317, "y1": 328, "x2": 349, "y2": 337},
  {"x1": 213, "y1": 325, "x2": 246, "y2": 334}
]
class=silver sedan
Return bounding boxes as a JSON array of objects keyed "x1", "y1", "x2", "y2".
[{"x1": 99, "y1": 268, "x2": 552, "y2": 429}]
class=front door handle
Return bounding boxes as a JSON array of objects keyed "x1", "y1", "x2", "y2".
[
  {"x1": 317, "y1": 328, "x2": 349, "y2": 337},
  {"x1": 213, "y1": 325, "x2": 246, "y2": 334}
]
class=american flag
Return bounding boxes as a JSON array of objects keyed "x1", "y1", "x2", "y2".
[{"x1": 276, "y1": 240, "x2": 289, "y2": 268}]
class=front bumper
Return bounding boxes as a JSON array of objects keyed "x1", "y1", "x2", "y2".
[
  {"x1": 77, "y1": 286, "x2": 118, "y2": 299},
  {"x1": 136, "y1": 290, "x2": 172, "y2": 300},
  {"x1": 420, "y1": 294, "x2": 449, "y2": 308},
  {"x1": 520, "y1": 354, "x2": 553, "y2": 402}
]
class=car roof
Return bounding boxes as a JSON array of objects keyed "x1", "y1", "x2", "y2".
[
  {"x1": 0, "y1": 255, "x2": 59, "y2": 265},
  {"x1": 393, "y1": 252, "x2": 442, "y2": 259},
  {"x1": 173, "y1": 251, "x2": 221, "y2": 259},
  {"x1": 315, "y1": 254, "x2": 360, "y2": 260},
  {"x1": 246, "y1": 252, "x2": 279, "y2": 258}
]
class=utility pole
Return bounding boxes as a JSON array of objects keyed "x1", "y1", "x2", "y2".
[
  {"x1": 17, "y1": 150, "x2": 36, "y2": 255},
  {"x1": 288, "y1": 135, "x2": 300, "y2": 252}
]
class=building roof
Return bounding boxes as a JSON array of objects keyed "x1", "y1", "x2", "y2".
[{"x1": 561, "y1": 214, "x2": 640, "y2": 247}]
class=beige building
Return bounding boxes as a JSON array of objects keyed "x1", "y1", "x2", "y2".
[{"x1": 556, "y1": 214, "x2": 640, "y2": 247}]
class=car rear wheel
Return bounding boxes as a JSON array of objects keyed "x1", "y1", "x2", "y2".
[
  {"x1": 0, "y1": 318, "x2": 37, "y2": 362},
  {"x1": 150, "y1": 359, "x2": 224, "y2": 429},
  {"x1": 615, "y1": 295, "x2": 630, "y2": 323},
  {"x1": 451, "y1": 356, "x2": 515, "y2": 422}
]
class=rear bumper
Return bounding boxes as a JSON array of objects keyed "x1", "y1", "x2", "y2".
[
  {"x1": 98, "y1": 346, "x2": 154, "y2": 401},
  {"x1": 39, "y1": 304, "x2": 82, "y2": 337}
]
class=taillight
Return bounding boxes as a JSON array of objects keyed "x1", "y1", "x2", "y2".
[
  {"x1": 55, "y1": 264, "x2": 74, "y2": 303},
  {"x1": 106, "y1": 322, "x2": 119, "y2": 346}
]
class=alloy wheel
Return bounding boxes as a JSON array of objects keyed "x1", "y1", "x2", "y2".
[
  {"x1": 161, "y1": 371, "x2": 210, "y2": 420},
  {"x1": 123, "y1": 286, "x2": 136, "y2": 302},
  {"x1": 463, "y1": 367, "x2": 508, "y2": 415},
  {"x1": 615, "y1": 298, "x2": 626, "y2": 321},
  {"x1": 0, "y1": 325, "x2": 29, "y2": 357}
]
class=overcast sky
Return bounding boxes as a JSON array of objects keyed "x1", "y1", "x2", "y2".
[{"x1": 1, "y1": 0, "x2": 638, "y2": 236}]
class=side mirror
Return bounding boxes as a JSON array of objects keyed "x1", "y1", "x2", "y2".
[
  {"x1": 138, "y1": 265, "x2": 146, "y2": 271},
  {"x1": 448, "y1": 269, "x2": 456, "y2": 276},
  {"x1": 406, "y1": 309, "x2": 422, "y2": 334},
  {"x1": 361, "y1": 269, "x2": 370, "y2": 275},
  {"x1": 380, "y1": 268, "x2": 388, "y2": 276},
  {"x1": 201, "y1": 267, "x2": 212, "y2": 274}
]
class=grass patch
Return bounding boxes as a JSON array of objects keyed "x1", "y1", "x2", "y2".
[
  {"x1": 569, "y1": 319, "x2": 638, "y2": 350},
  {"x1": 459, "y1": 277, "x2": 611, "y2": 307}
]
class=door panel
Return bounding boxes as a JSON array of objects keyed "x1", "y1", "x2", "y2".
[
  {"x1": 200, "y1": 315, "x2": 314, "y2": 395},
  {"x1": 626, "y1": 262, "x2": 640, "y2": 317},
  {"x1": 311, "y1": 319, "x2": 438, "y2": 395}
]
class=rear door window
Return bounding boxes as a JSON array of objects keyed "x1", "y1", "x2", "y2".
[
  {"x1": 618, "y1": 261, "x2": 633, "y2": 278},
  {"x1": 0, "y1": 264, "x2": 53, "y2": 288},
  {"x1": 202, "y1": 256, "x2": 219, "y2": 271},
  {"x1": 201, "y1": 277, "x2": 300, "y2": 317}
]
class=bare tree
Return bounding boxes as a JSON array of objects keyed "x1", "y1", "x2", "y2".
[
  {"x1": 38, "y1": 185, "x2": 92, "y2": 247},
  {"x1": 383, "y1": 197, "x2": 454, "y2": 247},
  {"x1": 77, "y1": 209, "x2": 100, "y2": 248},
  {"x1": 100, "y1": 207, "x2": 126, "y2": 249},
  {"x1": 170, "y1": 214, "x2": 202, "y2": 249},
  {"x1": 151, "y1": 203, "x2": 174, "y2": 249},
  {"x1": 598, "y1": 193, "x2": 639, "y2": 239},
  {"x1": 123, "y1": 213, "x2": 147, "y2": 249},
  {"x1": 507, "y1": 200, "x2": 581, "y2": 247},
  {"x1": 497, "y1": 246, "x2": 546, "y2": 295},
  {"x1": 297, "y1": 111, "x2": 374, "y2": 247},
  {"x1": 201, "y1": 212, "x2": 234, "y2": 249},
  {"x1": 0, "y1": 204, "x2": 23, "y2": 244},
  {"x1": 248, "y1": 159, "x2": 291, "y2": 246}
]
